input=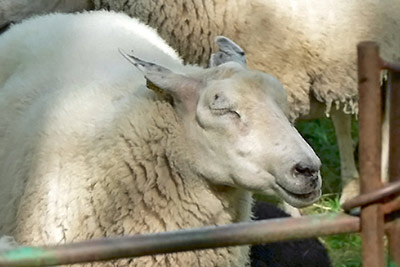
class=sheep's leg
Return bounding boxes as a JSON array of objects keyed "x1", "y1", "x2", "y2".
[
  {"x1": 381, "y1": 106, "x2": 389, "y2": 183},
  {"x1": 330, "y1": 109, "x2": 360, "y2": 204},
  {"x1": 337, "y1": 80, "x2": 390, "y2": 204},
  {"x1": 381, "y1": 74, "x2": 391, "y2": 183}
]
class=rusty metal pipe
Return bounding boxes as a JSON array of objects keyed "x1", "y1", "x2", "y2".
[
  {"x1": 357, "y1": 41, "x2": 385, "y2": 267},
  {"x1": 342, "y1": 180, "x2": 400, "y2": 211},
  {"x1": 382, "y1": 195, "x2": 400, "y2": 215},
  {"x1": 0, "y1": 213, "x2": 359, "y2": 267}
]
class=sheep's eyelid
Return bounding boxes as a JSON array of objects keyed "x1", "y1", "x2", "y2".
[{"x1": 211, "y1": 108, "x2": 241, "y2": 118}]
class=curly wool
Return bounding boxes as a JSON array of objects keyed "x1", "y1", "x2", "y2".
[{"x1": 94, "y1": 0, "x2": 400, "y2": 120}]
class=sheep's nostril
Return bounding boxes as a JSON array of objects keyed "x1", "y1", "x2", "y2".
[{"x1": 294, "y1": 163, "x2": 318, "y2": 178}]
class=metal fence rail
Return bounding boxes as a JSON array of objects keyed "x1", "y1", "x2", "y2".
[
  {"x1": 0, "y1": 41, "x2": 400, "y2": 267},
  {"x1": 0, "y1": 213, "x2": 359, "y2": 267}
]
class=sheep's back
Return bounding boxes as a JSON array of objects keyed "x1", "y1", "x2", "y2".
[
  {"x1": 0, "y1": 10, "x2": 183, "y2": 237},
  {"x1": 0, "y1": 11, "x2": 253, "y2": 266}
]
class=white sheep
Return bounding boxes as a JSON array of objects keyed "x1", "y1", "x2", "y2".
[
  {"x1": 0, "y1": 11, "x2": 321, "y2": 266},
  {"x1": 2, "y1": 0, "x2": 398, "y2": 204}
]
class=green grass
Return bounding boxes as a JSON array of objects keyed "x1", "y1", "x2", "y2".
[{"x1": 302, "y1": 194, "x2": 362, "y2": 267}]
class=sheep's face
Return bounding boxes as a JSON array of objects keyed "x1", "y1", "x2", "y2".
[
  {"x1": 190, "y1": 63, "x2": 321, "y2": 208},
  {"x1": 120, "y1": 37, "x2": 321, "y2": 208}
]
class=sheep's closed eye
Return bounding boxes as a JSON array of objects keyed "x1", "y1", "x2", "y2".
[
  {"x1": 209, "y1": 93, "x2": 241, "y2": 119},
  {"x1": 211, "y1": 108, "x2": 241, "y2": 119},
  {"x1": 228, "y1": 109, "x2": 241, "y2": 119}
]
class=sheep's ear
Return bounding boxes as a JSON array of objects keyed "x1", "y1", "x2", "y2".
[
  {"x1": 119, "y1": 49, "x2": 200, "y2": 112},
  {"x1": 209, "y1": 36, "x2": 247, "y2": 67}
]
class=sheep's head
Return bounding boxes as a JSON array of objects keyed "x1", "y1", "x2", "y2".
[{"x1": 120, "y1": 37, "x2": 321, "y2": 208}]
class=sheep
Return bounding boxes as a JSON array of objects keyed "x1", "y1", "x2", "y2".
[
  {"x1": 0, "y1": 11, "x2": 322, "y2": 266},
  {"x1": 2, "y1": 0, "x2": 397, "y2": 206},
  {"x1": 250, "y1": 201, "x2": 332, "y2": 267},
  {"x1": 3, "y1": 0, "x2": 400, "y2": 203}
]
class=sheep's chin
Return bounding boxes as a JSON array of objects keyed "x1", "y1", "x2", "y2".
[{"x1": 273, "y1": 184, "x2": 321, "y2": 208}]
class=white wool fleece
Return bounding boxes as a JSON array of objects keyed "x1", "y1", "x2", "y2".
[
  {"x1": 0, "y1": 11, "x2": 251, "y2": 266},
  {"x1": 94, "y1": 0, "x2": 400, "y2": 119}
]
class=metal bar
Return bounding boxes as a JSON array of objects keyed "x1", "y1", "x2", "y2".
[
  {"x1": 387, "y1": 71, "x2": 400, "y2": 265},
  {"x1": 341, "y1": 180, "x2": 400, "y2": 211},
  {"x1": 382, "y1": 195, "x2": 400, "y2": 215},
  {"x1": 0, "y1": 213, "x2": 359, "y2": 267},
  {"x1": 357, "y1": 41, "x2": 385, "y2": 267}
]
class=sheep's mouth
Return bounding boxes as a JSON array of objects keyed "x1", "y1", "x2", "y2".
[{"x1": 275, "y1": 183, "x2": 321, "y2": 207}]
